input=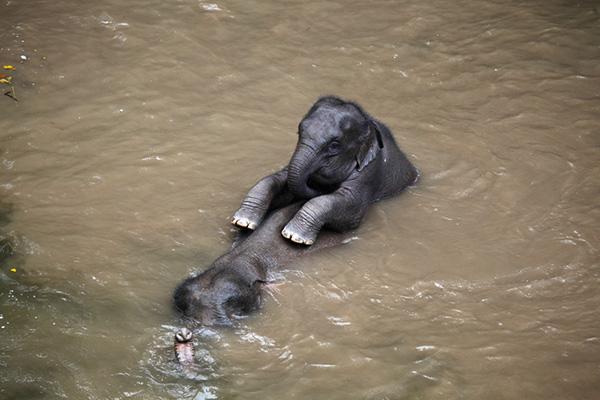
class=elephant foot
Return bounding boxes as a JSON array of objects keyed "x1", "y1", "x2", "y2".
[
  {"x1": 231, "y1": 208, "x2": 261, "y2": 230},
  {"x1": 281, "y1": 223, "x2": 316, "y2": 246}
]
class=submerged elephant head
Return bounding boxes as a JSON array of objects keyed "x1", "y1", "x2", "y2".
[
  {"x1": 287, "y1": 96, "x2": 383, "y2": 199},
  {"x1": 173, "y1": 263, "x2": 265, "y2": 326}
]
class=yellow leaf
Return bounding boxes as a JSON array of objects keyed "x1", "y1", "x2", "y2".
[
  {"x1": 0, "y1": 78, "x2": 12, "y2": 84},
  {"x1": 10, "y1": 268, "x2": 16, "y2": 273},
  {"x1": 3, "y1": 65, "x2": 15, "y2": 70}
]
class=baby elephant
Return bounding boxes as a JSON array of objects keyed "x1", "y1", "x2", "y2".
[{"x1": 232, "y1": 96, "x2": 418, "y2": 245}]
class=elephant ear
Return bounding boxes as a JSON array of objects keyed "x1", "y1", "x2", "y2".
[{"x1": 356, "y1": 120, "x2": 384, "y2": 171}]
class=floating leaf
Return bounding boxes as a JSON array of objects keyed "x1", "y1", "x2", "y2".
[
  {"x1": 10, "y1": 268, "x2": 17, "y2": 273},
  {"x1": 3, "y1": 65, "x2": 15, "y2": 70},
  {"x1": 0, "y1": 77, "x2": 12, "y2": 84},
  {"x1": 0, "y1": 73, "x2": 8, "y2": 79}
]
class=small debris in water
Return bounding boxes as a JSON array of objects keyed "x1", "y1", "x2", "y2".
[
  {"x1": 201, "y1": 3, "x2": 221, "y2": 11},
  {"x1": 10, "y1": 268, "x2": 16, "y2": 273},
  {"x1": 4, "y1": 86, "x2": 18, "y2": 102},
  {"x1": 310, "y1": 363, "x2": 336, "y2": 368},
  {"x1": 1, "y1": 65, "x2": 18, "y2": 101}
]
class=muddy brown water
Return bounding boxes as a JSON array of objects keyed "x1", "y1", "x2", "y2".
[{"x1": 1, "y1": 0, "x2": 600, "y2": 398}]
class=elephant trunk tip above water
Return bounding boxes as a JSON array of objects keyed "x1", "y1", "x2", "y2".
[{"x1": 231, "y1": 95, "x2": 418, "y2": 245}]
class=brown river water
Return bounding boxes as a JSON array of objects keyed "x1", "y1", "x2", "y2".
[{"x1": 1, "y1": 0, "x2": 599, "y2": 399}]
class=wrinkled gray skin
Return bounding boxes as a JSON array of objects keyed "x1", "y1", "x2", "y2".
[
  {"x1": 232, "y1": 96, "x2": 418, "y2": 245},
  {"x1": 174, "y1": 203, "x2": 352, "y2": 326}
]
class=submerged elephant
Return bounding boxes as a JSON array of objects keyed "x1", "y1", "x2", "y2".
[
  {"x1": 174, "y1": 203, "x2": 352, "y2": 326},
  {"x1": 231, "y1": 96, "x2": 418, "y2": 245}
]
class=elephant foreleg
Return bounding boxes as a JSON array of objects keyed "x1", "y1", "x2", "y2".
[
  {"x1": 232, "y1": 168, "x2": 290, "y2": 230},
  {"x1": 281, "y1": 188, "x2": 366, "y2": 245}
]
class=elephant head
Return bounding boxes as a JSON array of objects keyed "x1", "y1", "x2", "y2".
[
  {"x1": 287, "y1": 96, "x2": 384, "y2": 199},
  {"x1": 173, "y1": 263, "x2": 265, "y2": 326}
]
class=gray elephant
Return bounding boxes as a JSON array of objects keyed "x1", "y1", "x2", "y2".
[
  {"x1": 174, "y1": 203, "x2": 352, "y2": 326},
  {"x1": 231, "y1": 96, "x2": 418, "y2": 245}
]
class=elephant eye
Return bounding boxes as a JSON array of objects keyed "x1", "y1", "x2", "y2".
[
  {"x1": 327, "y1": 140, "x2": 341, "y2": 155},
  {"x1": 224, "y1": 296, "x2": 244, "y2": 314}
]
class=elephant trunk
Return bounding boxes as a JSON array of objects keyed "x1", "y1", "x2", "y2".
[{"x1": 287, "y1": 142, "x2": 321, "y2": 199}]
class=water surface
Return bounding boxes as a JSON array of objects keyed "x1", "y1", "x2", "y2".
[{"x1": 1, "y1": 0, "x2": 599, "y2": 399}]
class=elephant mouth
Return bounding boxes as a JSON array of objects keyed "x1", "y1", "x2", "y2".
[
  {"x1": 307, "y1": 161, "x2": 355, "y2": 193},
  {"x1": 307, "y1": 173, "x2": 339, "y2": 194}
]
